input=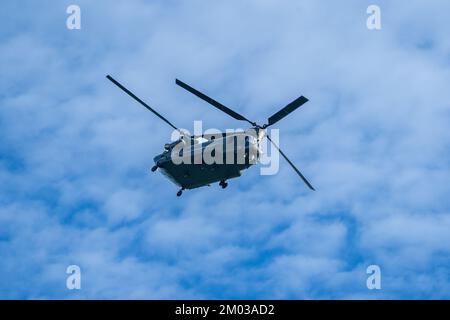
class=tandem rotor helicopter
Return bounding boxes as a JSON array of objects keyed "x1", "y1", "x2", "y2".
[{"x1": 106, "y1": 75, "x2": 315, "y2": 196}]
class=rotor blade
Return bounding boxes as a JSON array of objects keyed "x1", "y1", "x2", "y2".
[
  {"x1": 266, "y1": 96, "x2": 309, "y2": 127},
  {"x1": 106, "y1": 75, "x2": 180, "y2": 132},
  {"x1": 176, "y1": 79, "x2": 255, "y2": 126},
  {"x1": 266, "y1": 135, "x2": 315, "y2": 191}
]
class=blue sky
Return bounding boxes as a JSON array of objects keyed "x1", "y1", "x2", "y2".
[{"x1": 1, "y1": 0, "x2": 450, "y2": 299}]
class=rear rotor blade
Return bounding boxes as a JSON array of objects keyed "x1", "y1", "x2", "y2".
[
  {"x1": 266, "y1": 135, "x2": 315, "y2": 191},
  {"x1": 266, "y1": 96, "x2": 308, "y2": 127},
  {"x1": 107, "y1": 75, "x2": 180, "y2": 133},
  {"x1": 176, "y1": 79, "x2": 255, "y2": 126}
]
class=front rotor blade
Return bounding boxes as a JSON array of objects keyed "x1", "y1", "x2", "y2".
[
  {"x1": 176, "y1": 79, "x2": 255, "y2": 126},
  {"x1": 266, "y1": 135, "x2": 315, "y2": 191},
  {"x1": 267, "y1": 96, "x2": 308, "y2": 127},
  {"x1": 107, "y1": 75, "x2": 180, "y2": 132}
]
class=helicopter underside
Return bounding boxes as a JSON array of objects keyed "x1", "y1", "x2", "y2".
[{"x1": 158, "y1": 161, "x2": 250, "y2": 190}]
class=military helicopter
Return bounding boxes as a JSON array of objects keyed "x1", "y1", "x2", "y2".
[{"x1": 106, "y1": 75, "x2": 314, "y2": 196}]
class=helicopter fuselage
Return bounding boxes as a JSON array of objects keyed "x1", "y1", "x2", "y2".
[{"x1": 153, "y1": 130, "x2": 263, "y2": 189}]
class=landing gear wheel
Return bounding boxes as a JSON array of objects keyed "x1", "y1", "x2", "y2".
[
  {"x1": 219, "y1": 180, "x2": 228, "y2": 189},
  {"x1": 177, "y1": 187, "x2": 185, "y2": 197},
  {"x1": 151, "y1": 165, "x2": 158, "y2": 172}
]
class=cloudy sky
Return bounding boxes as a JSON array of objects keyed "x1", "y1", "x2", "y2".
[{"x1": 1, "y1": 0, "x2": 450, "y2": 299}]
